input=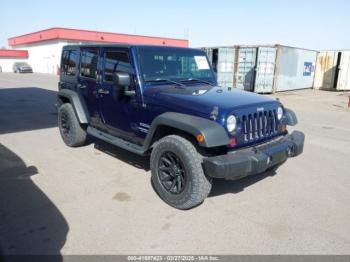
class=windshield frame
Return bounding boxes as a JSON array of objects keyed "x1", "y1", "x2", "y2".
[{"x1": 135, "y1": 46, "x2": 217, "y2": 88}]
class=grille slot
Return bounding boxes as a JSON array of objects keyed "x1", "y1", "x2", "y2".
[{"x1": 242, "y1": 110, "x2": 278, "y2": 142}]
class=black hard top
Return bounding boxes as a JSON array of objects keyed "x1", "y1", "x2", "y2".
[{"x1": 62, "y1": 43, "x2": 196, "y2": 50}]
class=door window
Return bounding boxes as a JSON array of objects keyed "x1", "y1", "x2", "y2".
[
  {"x1": 103, "y1": 51, "x2": 131, "y2": 82},
  {"x1": 80, "y1": 49, "x2": 99, "y2": 79}
]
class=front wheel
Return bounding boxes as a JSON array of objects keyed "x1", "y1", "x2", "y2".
[{"x1": 150, "y1": 135, "x2": 212, "y2": 210}]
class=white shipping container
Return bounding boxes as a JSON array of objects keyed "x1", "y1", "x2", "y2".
[
  {"x1": 313, "y1": 51, "x2": 338, "y2": 89},
  {"x1": 336, "y1": 51, "x2": 350, "y2": 90},
  {"x1": 274, "y1": 46, "x2": 318, "y2": 92},
  {"x1": 313, "y1": 50, "x2": 350, "y2": 91},
  {"x1": 202, "y1": 47, "x2": 235, "y2": 88}
]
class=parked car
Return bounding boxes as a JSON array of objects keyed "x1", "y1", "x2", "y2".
[
  {"x1": 57, "y1": 44, "x2": 305, "y2": 209},
  {"x1": 13, "y1": 62, "x2": 33, "y2": 73}
]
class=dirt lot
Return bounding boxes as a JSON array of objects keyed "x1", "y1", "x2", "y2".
[{"x1": 0, "y1": 73, "x2": 349, "y2": 255}]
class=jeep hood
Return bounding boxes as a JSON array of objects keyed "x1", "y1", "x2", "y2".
[{"x1": 144, "y1": 85, "x2": 279, "y2": 118}]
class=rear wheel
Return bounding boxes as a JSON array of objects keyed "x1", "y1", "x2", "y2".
[
  {"x1": 151, "y1": 135, "x2": 212, "y2": 209},
  {"x1": 58, "y1": 103, "x2": 86, "y2": 147}
]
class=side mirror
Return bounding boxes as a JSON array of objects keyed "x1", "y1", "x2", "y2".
[{"x1": 114, "y1": 72, "x2": 135, "y2": 96}]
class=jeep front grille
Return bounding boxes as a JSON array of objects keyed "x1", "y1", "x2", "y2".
[{"x1": 241, "y1": 110, "x2": 278, "y2": 142}]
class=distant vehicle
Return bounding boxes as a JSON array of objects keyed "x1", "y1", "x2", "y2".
[
  {"x1": 57, "y1": 44, "x2": 304, "y2": 209},
  {"x1": 0, "y1": 66, "x2": 2, "y2": 72},
  {"x1": 13, "y1": 62, "x2": 33, "y2": 73}
]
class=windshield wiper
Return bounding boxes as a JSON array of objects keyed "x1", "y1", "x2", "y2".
[
  {"x1": 145, "y1": 78, "x2": 186, "y2": 87},
  {"x1": 181, "y1": 78, "x2": 214, "y2": 86}
]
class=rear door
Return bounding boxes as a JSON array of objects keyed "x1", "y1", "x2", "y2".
[{"x1": 78, "y1": 47, "x2": 103, "y2": 128}]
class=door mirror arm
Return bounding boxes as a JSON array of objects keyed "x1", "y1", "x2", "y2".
[{"x1": 113, "y1": 72, "x2": 136, "y2": 96}]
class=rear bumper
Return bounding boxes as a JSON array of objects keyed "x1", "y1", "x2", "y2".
[{"x1": 203, "y1": 131, "x2": 305, "y2": 180}]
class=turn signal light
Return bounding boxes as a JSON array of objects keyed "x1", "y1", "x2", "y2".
[
  {"x1": 229, "y1": 137, "x2": 237, "y2": 147},
  {"x1": 196, "y1": 134, "x2": 204, "y2": 142},
  {"x1": 280, "y1": 124, "x2": 287, "y2": 132}
]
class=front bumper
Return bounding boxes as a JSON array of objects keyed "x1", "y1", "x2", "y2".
[{"x1": 203, "y1": 131, "x2": 305, "y2": 180}]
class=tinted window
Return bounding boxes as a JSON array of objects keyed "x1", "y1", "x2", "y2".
[
  {"x1": 103, "y1": 51, "x2": 131, "y2": 82},
  {"x1": 61, "y1": 50, "x2": 78, "y2": 76},
  {"x1": 80, "y1": 49, "x2": 99, "y2": 79}
]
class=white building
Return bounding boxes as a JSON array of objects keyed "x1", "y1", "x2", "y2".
[
  {"x1": 0, "y1": 49, "x2": 28, "y2": 72},
  {"x1": 5, "y1": 27, "x2": 188, "y2": 74}
]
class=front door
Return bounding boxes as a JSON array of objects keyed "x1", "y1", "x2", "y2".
[{"x1": 98, "y1": 48, "x2": 140, "y2": 142}]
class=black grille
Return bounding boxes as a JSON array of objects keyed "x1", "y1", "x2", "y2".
[{"x1": 241, "y1": 110, "x2": 278, "y2": 142}]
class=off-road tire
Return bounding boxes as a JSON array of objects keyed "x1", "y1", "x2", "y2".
[
  {"x1": 58, "y1": 103, "x2": 86, "y2": 147},
  {"x1": 151, "y1": 135, "x2": 212, "y2": 209}
]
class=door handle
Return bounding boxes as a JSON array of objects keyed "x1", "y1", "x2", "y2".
[
  {"x1": 77, "y1": 84, "x2": 87, "y2": 89},
  {"x1": 97, "y1": 89, "x2": 110, "y2": 95}
]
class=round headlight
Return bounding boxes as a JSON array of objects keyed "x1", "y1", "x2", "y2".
[
  {"x1": 227, "y1": 115, "x2": 237, "y2": 133},
  {"x1": 277, "y1": 106, "x2": 284, "y2": 120}
]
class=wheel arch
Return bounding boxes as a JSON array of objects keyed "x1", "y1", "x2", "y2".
[
  {"x1": 143, "y1": 112, "x2": 230, "y2": 150},
  {"x1": 57, "y1": 89, "x2": 90, "y2": 124}
]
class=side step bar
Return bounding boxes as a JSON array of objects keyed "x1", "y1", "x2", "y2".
[{"x1": 87, "y1": 127, "x2": 146, "y2": 156}]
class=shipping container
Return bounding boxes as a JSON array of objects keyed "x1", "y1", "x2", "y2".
[
  {"x1": 235, "y1": 46, "x2": 257, "y2": 91},
  {"x1": 202, "y1": 47, "x2": 235, "y2": 87},
  {"x1": 313, "y1": 51, "x2": 338, "y2": 89},
  {"x1": 336, "y1": 51, "x2": 350, "y2": 90},
  {"x1": 254, "y1": 46, "x2": 277, "y2": 93},
  {"x1": 203, "y1": 44, "x2": 318, "y2": 93},
  {"x1": 274, "y1": 46, "x2": 318, "y2": 92},
  {"x1": 313, "y1": 50, "x2": 350, "y2": 91}
]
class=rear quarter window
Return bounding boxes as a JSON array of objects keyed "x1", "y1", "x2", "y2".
[{"x1": 61, "y1": 50, "x2": 78, "y2": 76}]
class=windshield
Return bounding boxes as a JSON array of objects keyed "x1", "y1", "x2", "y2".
[
  {"x1": 16, "y1": 63, "x2": 29, "y2": 66},
  {"x1": 137, "y1": 47, "x2": 216, "y2": 85}
]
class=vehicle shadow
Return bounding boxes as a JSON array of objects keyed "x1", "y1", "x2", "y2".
[
  {"x1": 0, "y1": 143, "x2": 68, "y2": 259},
  {"x1": 92, "y1": 138, "x2": 150, "y2": 171},
  {"x1": 0, "y1": 87, "x2": 57, "y2": 134},
  {"x1": 209, "y1": 169, "x2": 277, "y2": 197},
  {"x1": 92, "y1": 138, "x2": 279, "y2": 198}
]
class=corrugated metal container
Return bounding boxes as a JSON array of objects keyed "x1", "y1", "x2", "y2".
[
  {"x1": 336, "y1": 50, "x2": 350, "y2": 90},
  {"x1": 314, "y1": 50, "x2": 350, "y2": 90},
  {"x1": 254, "y1": 46, "x2": 277, "y2": 93},
  {"x1": 202, "y1": 47, "x2": 235, "y2": 87},
  {"x1": 313, "y1": 51, "x2": 338, "y2": 89},
  {"x1": 235, "y1": 46, "x2": 257, "y2": 91},
  {"x1": 204, "y1": 44, "x2": 318, "y2": 93},
  {"x1": 274, "y1": 46, "x2": 318, "y2": 92}
]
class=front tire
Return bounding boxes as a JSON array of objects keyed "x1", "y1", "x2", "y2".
[
  {"x1": 151, "y1": 135, "x2": 212, "y2": 209},
  {"x1": 58, "y1": 103, "x2": 87, "y2": 147}
]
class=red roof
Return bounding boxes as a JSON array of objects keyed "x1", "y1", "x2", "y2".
[
  {"x1": 0, "y1": 49, "x2": 28, "y2": 58},
  {"x1": 8, "y1": 27, "x2": 189, "y2": 47}
]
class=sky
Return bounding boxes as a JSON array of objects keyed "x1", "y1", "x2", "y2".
[{"x1": 0, "y1": 0, "x2": 349, "y2": 50}]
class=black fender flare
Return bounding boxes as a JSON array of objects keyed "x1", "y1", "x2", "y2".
[
  {"x1": 143, "y1": 112, "x2": 230, "y2": 149},
  {"x1": 284, "y1": 108, "x2": 298, "y2": 126},
  {"x1": 57, "y1": 89, "x2": 89, "y2": 124}
]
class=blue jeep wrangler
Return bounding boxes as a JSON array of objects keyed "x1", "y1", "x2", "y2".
[{"x1": 57, "y1": 44, "x2": 304, "y2": 209}]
